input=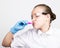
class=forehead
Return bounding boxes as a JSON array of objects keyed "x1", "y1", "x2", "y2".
[{"x1": 32, "y1": 6, "x2": 46, "y2": 14}]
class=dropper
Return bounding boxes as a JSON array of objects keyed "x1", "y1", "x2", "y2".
[
  {"x1": 27, "y1": 22, "x2": 32, "y2": 24},
  {"x1": 19, "y1": 21, "x2": 32, "y2": 25}
]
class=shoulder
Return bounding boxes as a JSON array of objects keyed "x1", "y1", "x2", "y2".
[
  {"x1": 14, "y1": 28, "x2": 35, "y2": 38},
  {"x1": 52, "y1": 28, "x2": 60, "y2": 37},
  {"x1": 53, "y1": 28, "x2": 60, "y2": 33},
  {"x1": 20, "y1": 28, "x2": 35, "y2": 37}
]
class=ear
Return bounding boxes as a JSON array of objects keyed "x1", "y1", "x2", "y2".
[
  {"x1": 46, "y1": 14, "x2": 51, "y2": 22},
  {"x1": 46, "y1": 14, "x2": 50, "y2": 19}
]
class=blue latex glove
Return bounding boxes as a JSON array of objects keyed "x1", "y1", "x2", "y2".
[{"x1": 10, "y1": 20, "x2": 28, "y2": 34}]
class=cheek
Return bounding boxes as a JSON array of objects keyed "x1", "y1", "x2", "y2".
[
  {"x1": 37, "y1": 17, "x2": 46, "y2": 25},
  {"x1": 37, "y1": 17, "x2": 43, "y2": 23}
]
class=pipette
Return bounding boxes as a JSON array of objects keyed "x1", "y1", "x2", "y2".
[
  {"x1": 27, "y1": 22, "x2": 32, "y2": 24},
  {"x1": 19, "y1": 22, "x2": 32, "y2": 25}
]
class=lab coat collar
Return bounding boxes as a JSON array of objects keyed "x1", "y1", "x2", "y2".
[{"x1": 37, "y1": 26, "x2": 53, "y2": 36}]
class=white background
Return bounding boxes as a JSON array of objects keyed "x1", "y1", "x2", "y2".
[{"x1": 0, "y1": 0, "x2": 60, "y2": 48}]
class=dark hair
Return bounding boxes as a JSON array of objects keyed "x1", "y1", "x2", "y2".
[{"x1": 34, "y1": 4, "x2": 56, "y2": 23}]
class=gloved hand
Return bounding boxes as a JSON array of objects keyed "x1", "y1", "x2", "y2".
[{"x1": 10, "y1": 20, "x2": 28, "y2": 34}]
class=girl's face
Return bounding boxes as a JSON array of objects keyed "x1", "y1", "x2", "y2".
[{"x1": 31, "y1": 6, "x2": 50, "y2": 29}]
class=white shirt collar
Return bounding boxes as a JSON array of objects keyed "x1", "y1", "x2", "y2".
[{"x1": 37, "y1": 26, "x2": 53, "y2": 37}]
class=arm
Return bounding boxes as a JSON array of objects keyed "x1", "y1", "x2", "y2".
[
  {"x1": 2, "y1": 20, "x2": 28, "y2": 47},
  {"x1": 2, "y1": 32, "x2": 13, "y2": 47}
]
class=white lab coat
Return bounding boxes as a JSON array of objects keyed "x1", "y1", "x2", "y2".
[{"x1": 11, "y1": 27, "x2": 60, "y2": 48}]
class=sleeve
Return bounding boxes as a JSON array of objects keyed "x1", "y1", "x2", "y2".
[
  {"x1": 11, "y1": 29, "x2": 32, "y2": 48},
  {"x1": 11, "y1": 34, "x2": 25, "y2": 48}
]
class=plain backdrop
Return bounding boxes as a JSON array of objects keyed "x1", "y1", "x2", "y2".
[{"x1": 0, "y1": 0, "x2": 60, "y2": 48}]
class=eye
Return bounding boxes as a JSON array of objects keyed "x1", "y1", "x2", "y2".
[
  {"x1": 42, "y1": 12, "x2": 48, "y2": 15},
  {"x1": 35, "y1": 13, "x2": 40, "y2": 17}
]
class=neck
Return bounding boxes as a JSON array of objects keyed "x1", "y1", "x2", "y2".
[{"x1": 39, "y1": 23, "x2": 50, "y2": 32}]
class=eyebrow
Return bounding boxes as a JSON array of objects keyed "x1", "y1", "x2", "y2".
[{"x1": 42, "y1": 12, "x2": 48, "y2": 15}]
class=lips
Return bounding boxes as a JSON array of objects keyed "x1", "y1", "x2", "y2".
[{"x1": 32, "y1": 22, "x2": 36, "y2": 26}]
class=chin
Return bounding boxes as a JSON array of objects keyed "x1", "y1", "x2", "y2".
[{"x1": 33, "y1": 26, "x2": 39, "y2": 29}]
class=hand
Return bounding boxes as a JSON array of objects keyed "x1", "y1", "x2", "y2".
[{"x1": 10, "y1": 20, "x2": 28, "y2": 34}]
